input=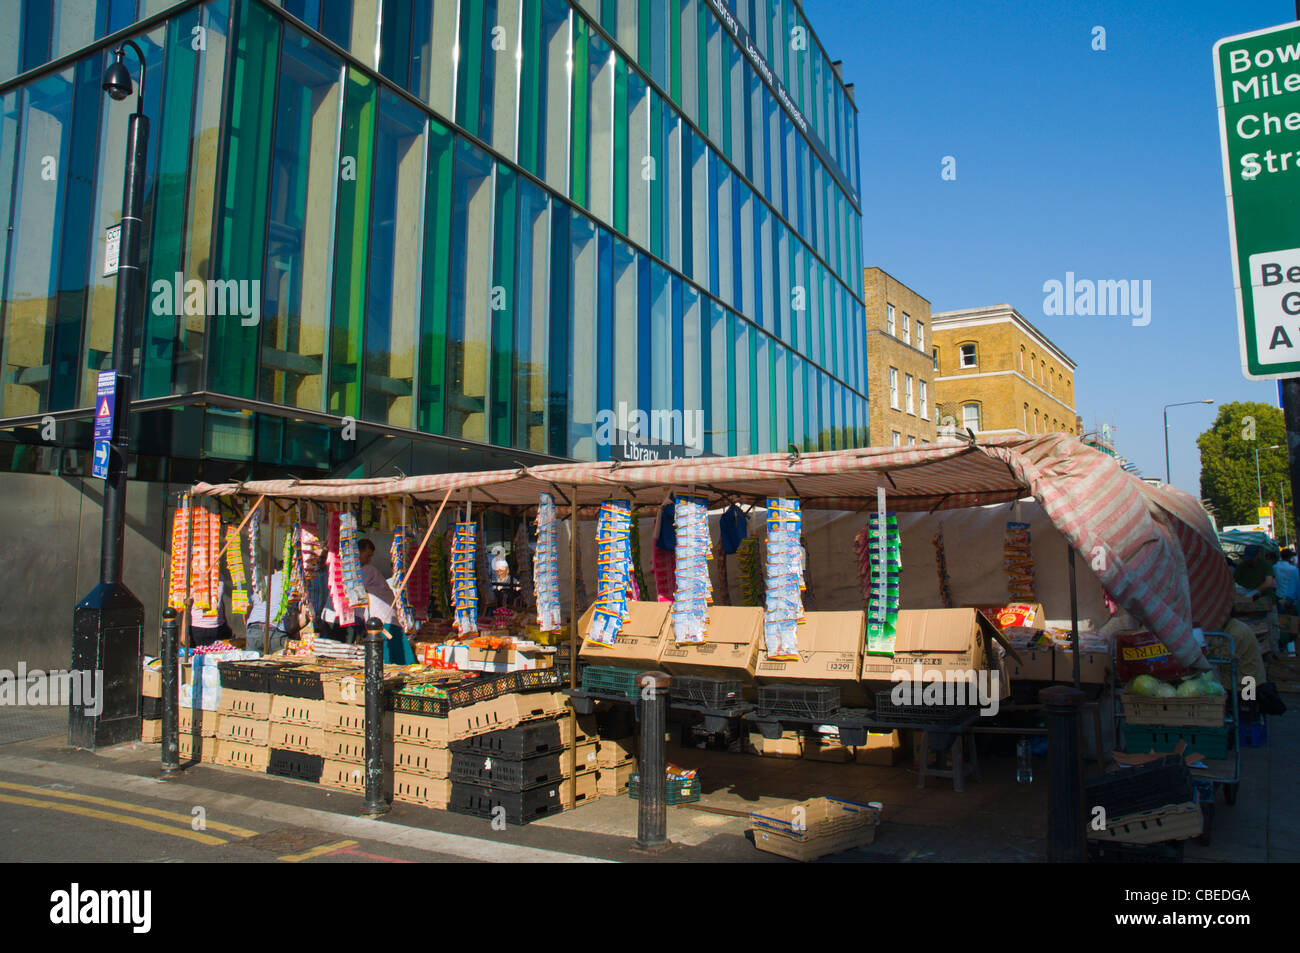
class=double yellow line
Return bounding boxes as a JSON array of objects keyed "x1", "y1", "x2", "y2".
[{"x1": 0, "y1": 780, "x2": 258, "y2": 846}]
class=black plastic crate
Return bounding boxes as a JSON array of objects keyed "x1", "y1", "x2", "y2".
[
  {"x1": 1085, "y1": 756, "x2": 1194, "y2": 818},
  {"x1": 596, "y1": 705, "x2": 637, "y2": 738},
  {"x1": 450, "y1": 719, "x2": 565, "y2": 759},
  {"x1": 757, "y1": 684, "x2": 841, "y2": 718},
  {"x1": 671, "y1": 676, "x2": 744, "y2": 709},
  {"x1": 448, "y1": 781, "x2": 565, "y2": 825},
  {"x1": 140, "y1": 695, "x2": 161, "y2": 720},
  {"x1": 449, "y1": 750, "x2": 569, "y2": 790},
  {"x1": 388, "y1": 669, "x2": 562, "y2": 716},
  {"x1": 873, "y1": 691, "x2": 978, "y2": 726},
  {"x1": 267, "y1": 749, "x2": 324, "y2": 783},
  {"x1": 681, "y1": 720, "x2": 742, "y2": 752},
  {"x1": 267, "y1": 666, "x2": 325, "y2": 700},
  {"x1": 582, "y1": 665, "x2": 643, "y2": 699},
  {"x1": 216, "y1": 659, "x2": 287, "y2": 694}
]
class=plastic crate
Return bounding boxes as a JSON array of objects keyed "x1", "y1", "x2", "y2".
[
  {"x1": 140, "y1": 695, "x2": 161, "y2": 720},
  {"x1": 757, "y1": 684, "x2": 841, "y2": 718},
  {"x1": 1123, "y1": 724, "x2": 1230, "y2": 760},
  {"x1": 671, "y1": 676, "x2": 744, "y2": 709},
  {"x1": 388, "y1": 669, "x2": 562, "y2": 716},
  {"x1": 267, "y1": 749, "x2": 324, "y2": 783},
  {"x1": 1239, "y1": 720, "x2": 1268, "y2": 747},
  {"x1": 216, "y1": 659, "x2": 291, "y2": 694},
  {"x1": 1120, "y1": 692, "x2": 1226, "y2": 727},
  {"x1": 873, "y1": 691, "x2": 976, "y2": 726},
  {"x1": 628, "y1": 775, "x2": 701, "y2": 804},
  {"x1": 267, "y1": 666, "x2": 325, "y2": 700},
  {"x1": 449, "y1": 719, "x2": 565, "y2": 760},
  {"x1": 449, "y1": 750, "x2": 569, "y2": 790},
  {"x1": 582, "y1": 666, "x2": 644, "y2": 699},
  {"x1": 1085, "y1": 756, "x2": 1194, "y2": 817},
  {"x1": 448, "y1": 781, "x2": 565, "y2": 825}
]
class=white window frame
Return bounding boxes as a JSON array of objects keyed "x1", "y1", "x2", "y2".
[
  {"x1": 907, "y1": 435, "x2": 916, "y2": 447},
  {"x1": 888, "y1": 366, "x2": 899, "y2": 409},
  {"x1": 905, "y1": 374, "x2": 914, "y2": 414},
  {"x1": 901, "y1": 312, "x2": 910, "y2": 345},
  {"x1": 916, "y1": 321, "x2": 923, "y2": 351},
  {"x1": 886, "y1": 303, "x2": 895, "y2": 336},
  {"x1": 962, "y1": 403, "x2": 981, "y2": 432},
  {"x1": 891, "y1": 430, "x2": 902, "y2": 447},
  {"x1": 959, "y1": 344, "x2": 977, "y2": 368},
  {"x1": 920, "y1": 380, "x2": 928, "y2": 419}
]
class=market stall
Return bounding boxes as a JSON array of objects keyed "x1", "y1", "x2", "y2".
[{"x1": 146, "y1": 432, "x2": 1232, "y2": 853}]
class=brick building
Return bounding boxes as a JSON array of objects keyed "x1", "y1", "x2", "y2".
[
  {"x1": 929, "y1": 304, "x2": 1077, "y2": 438},
  {"x1": 863, "y1": 267, "x2": 937, "y2": 447}
]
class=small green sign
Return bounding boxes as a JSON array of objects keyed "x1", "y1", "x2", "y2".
[{"x1": 1215, "y1": 21, "x2": 1300, "y2": 380}]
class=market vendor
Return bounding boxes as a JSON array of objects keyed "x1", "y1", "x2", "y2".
[
  {"x1": 245, "y1": 561, "x2": 294, "y2": 653},
  {"x1": 357, "y1": 538, "x2": 415, "y2": 664},
  {"x1": 1270, "y1": 549, "x2": 1298, "y2": 618},
  {"x1": 1234, "y1": 545, "x2": 1279, "y2": 655},
  {"x1": 190, "y1": 579, "x2": 230, "y2": 648}
]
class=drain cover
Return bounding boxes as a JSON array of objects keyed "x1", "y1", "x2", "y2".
[{"x1": 237, "y1": 827, "x2": 341, "y2": 854}]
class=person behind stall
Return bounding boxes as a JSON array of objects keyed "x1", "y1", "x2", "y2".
[
  {"x1": 1234, "y1": 544, "x2": 1279, "y2": 655},
  {"x1": 245, "y1": 560, "x2": 292, "y2": 654},
  {"x1": 304, "y1": 550, "x2": 337, "y2": 641},
  {"x1": 190, "y1": 578, "x2": 230, "y2": 648},
  {"x1": 357, "y1": 538, "x2": 415, "y2": 664},
  {"x1": 1272, "y1": 549, "x2": 1299, "y2": 619}
]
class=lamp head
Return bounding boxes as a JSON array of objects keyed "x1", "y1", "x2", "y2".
[{"x1": 102, "y1": 51, "x2": 133, "y2": 101}]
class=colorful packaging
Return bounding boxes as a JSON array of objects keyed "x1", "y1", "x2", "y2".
[
  {"x1": 535, "y1": 493, "x2": 562, "y2": 632},
  {"x1": 763, "y1": 497, "x2": 803, "y2": 659},
  {"x1": 672, "y1": 495, "x2": 712, "y2": 645}
]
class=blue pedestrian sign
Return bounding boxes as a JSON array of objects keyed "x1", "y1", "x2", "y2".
[{"x1": 92, "y1": 439, "x2": 111, "y2": 479}]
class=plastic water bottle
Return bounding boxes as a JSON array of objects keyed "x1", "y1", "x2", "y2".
[{"x1": 1016, "y1": 736, "x2": 1033, "y2": 784}]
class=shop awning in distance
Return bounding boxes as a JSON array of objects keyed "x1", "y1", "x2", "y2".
[{"x1": 192, "y1": 432, "x2": 1232, "y2": 670}]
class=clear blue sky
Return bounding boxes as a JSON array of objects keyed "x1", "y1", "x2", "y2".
[{"x1": 803, "y1": 0, "x2": 1294, "y2": 498}]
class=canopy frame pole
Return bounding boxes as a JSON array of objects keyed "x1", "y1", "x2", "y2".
[
  {"x1": 262, "y1": 501, "x2": 274, "y2": 656},
  {"x1": 393, "y1": 485, "x2": 455, "y2": 598},
  {"x1": 181, "y1": 493, "x2": 194, "y2": 650},
  {"x1": 1068, "y1": 546, "x2": 1080, "y2": 689},
  {"x1": 568, "y1": 485, "x2": 579, "y2": 810}
]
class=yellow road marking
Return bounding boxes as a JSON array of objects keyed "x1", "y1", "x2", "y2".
[
  {"x1": 0, "y1": 780, "x2": 258, "y2": 837},
  {"x1": 0, "y1": 792, "x2": 228, "y2": 845},
  {"x1": 278, "y1": 840, "x2": 358, "y2": 863}
]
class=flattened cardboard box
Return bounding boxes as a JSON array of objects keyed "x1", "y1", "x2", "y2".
[
  {"x1": 861, "y1": 608, "x2": 1014, "y2": 699},
  {"x1": 659, "y1": 605, "x2": 764, "y2": 679},
  {"x1": 392, "y1": 772, "x2": 451, "y2": 808},
  {"x1": 756, "y1": 610, "x2": 866, "y2": 703},
  {"x1": 578, "y1": 601, "x2": 673, "y2": 668}
]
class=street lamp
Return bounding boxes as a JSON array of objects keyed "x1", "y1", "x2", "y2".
[
  {"x1": 1163, "y1": 399, "x2": 1214, "y2": 484},
  {"x1": 1281, "y1": 480, "x2": 1290, "y2": 548},
  {"x1": 1256, "y1": 443, "x2": 1281, "y2": 508},
  {"x1": 71, "y1": 41, "x2": 149, "y2": 749}
]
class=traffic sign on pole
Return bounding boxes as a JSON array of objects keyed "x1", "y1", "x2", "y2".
[
  {"x1": 1214, "y1": 21, "x2": 1300, "y2": 380},
  {"x1": 92, "y1": 439, "x2": 111, "y2": 480}
]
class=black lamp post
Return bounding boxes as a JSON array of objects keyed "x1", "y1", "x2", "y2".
[{"x1": 71, "y1": 41, "x2": 149, "y2": 749}]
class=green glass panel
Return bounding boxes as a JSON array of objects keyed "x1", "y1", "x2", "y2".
[
  {"x1": 569, "y1": 16, "x2": 588, "y2": 207},
  {"x1": 455, "y1": 0, "x2": 484, "y2": 138},
  {"x1": 327, "y1": 69, "x2": 376, "y2": 419},
  {"x1": 140, "y1": 13, "x2": 200, "y2": 401},
  {"x1": 648, "y1": 92, "x2": 662, "y2": 258},
  {"x1": 669, "y1": 0, "x2": 681, "y2": 105},
  {"x1": 696, "y1": 0, "x2": 708, "y2": 137},
  {"x1": 417, "y1": 119, "x2": 453, "y2": 434},
  {"x1": 612, "y1": 57, "x2": 627, "y2": 235},
  {"x1": 516, "y1": 0, "x2": 543, "y2": 177},
  {"x1": 491, "y1": 164, "x2": 516, "y2": 447},
  {"x1": 209, "y1": 0, "x2": 279, "y2": 399}
]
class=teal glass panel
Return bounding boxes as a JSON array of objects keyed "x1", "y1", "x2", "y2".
[
  {"x1": 417, "y1": 118, "x2": 453, "y2": 434},
  {"x1": 514, "y1": 179, "x2": 550, "y2": 452},
  {"x1": 490, "y1": 163, "x2": 517, "y2": 446},
  {"x1": 445, "y1": 137, "x2": 494, "y2": 442}
]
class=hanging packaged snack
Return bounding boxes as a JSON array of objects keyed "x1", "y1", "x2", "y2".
[
  {"x1": 276, "y1": 523, "x2": 296, "y2": 628},
  {"x1": 247, "y1": 503, "x2": 264, "y2": 607},
  {"x1": 864, "y1": 508, "x2": 901, "y2": 657},
  {"x1": 326, "y1": 509, "x2": 353, "y2": 627},
  {"x1": 535, "y1": 493, "x2": 563, "y2": 632},
  {"x1": 338, "y1": 510, "x2": 368, "y2": 610},
  {"x1": 451, "y1": 520, "x2": 479, "y2": 636},
  {"x1": 763, "y1": 497, "x2": 803, "y2": 659},
  {"x1": 226, "y1": 525, "x2": 249, "y2": 617},
  {"x1": 672, "y1": 495, "x2": 712, "y2": 645},
  {"x1": 1003, "y1": 520, "x2": 1036, "y2": 602},
  {"x1": 590, "y1": 499, "x2": 634, "y2": 647},
  {"x1": 932, "y1": 523, "x2": 954, "y2": 608},
  {"x1": 168, "y1": 499, "x2": 193, "y2": 611},
  {"x1": 391, "y1": 524, "x2": 415, "y2": 633}
]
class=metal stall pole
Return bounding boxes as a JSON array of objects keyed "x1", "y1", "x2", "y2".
[
  {"x1": 362, "y1": 616, "x2": 389, "y2": 817},
  {"x1": 1040, "y1": 684, "x2": 1086, "y2": 862},
  {"x1": 637, "y1": 671, "x2": 672, "y2": 851},
  {"x1": 160, "y1": 608, "x2": 179, "y2": 778},
  {"x1": 1068, "y1": 546, "x2": 1080, "y2": 689},
  {"x1": 568, "y1": 488, "x2": 579, "y2": 811}
]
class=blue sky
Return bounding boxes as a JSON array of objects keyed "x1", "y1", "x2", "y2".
[{"x1": 802, "y1": 0, "x2": 1294, "y2": 498}]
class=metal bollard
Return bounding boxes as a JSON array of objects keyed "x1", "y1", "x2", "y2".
[
  {"x1": 636, "y1": 671, "x2": 672, "y2": 851},
  {"x1": 1040, "y1": 685, "x2": 1086, "y2": 862},
  {"x1": 362, "y1": 617, "x2": 389, "y2": 817},
  {"x1": 160, "y1": 607, "x2": 179, "y2": 779}
]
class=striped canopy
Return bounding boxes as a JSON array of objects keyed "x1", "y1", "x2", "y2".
[{"x1": 193, "y1": 432, "x2": 1230, "y2": 668}]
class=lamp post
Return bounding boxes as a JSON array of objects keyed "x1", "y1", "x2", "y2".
[
  {"x1": 1162, "y1": 399, "x2": 1214, "y2": 484},
  {"x1": 1281, "y1": 480, "x2": 1289, "y2": 548},
  {"x1": 1255, "y1": 444, "x2": 1280, "y2": 510},
  {"x1": 71, "y1": 41, "x2": 149, "y2": 749}
]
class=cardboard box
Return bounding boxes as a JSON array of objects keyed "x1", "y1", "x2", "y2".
[
  {"x1": 321, "y1": 760, "x2": 393, "y2": 796},
  {"x1": 755, "y1": 611, "x2": 866, "y2": 703},
  {"x1": 597, "y1": 735, "x2": 637, "y2": 767},
  {"x1": 967, "y1": 603, "x2": 1046, "y2": 632},
  {"x1": 658, "y1": 606, "x2": 764, "y2": 680},
  {"x1": 597, "y1": 761, "x2": 637, "y2": 796},
  {"x1": 854, "y1": 730, "x2": 903, "y2": 766},
  {"x1": 861, "y1": 608, "x2": 1013, "y2": 700},
  {"x1": 392, "y1": 691, "x2": 569, "y2": 748},
  {"x1": 561, "y1": 770, "x2": 599, "y2": 808},
  {"x1": 141, "y1": 664, "x2": 161, "y2": 699},
  {"x1": 1007, "y1": 646, "x2": 1055, "y2": 682},
  {"x1": 578, "y1": 601, "x2": 673, "y2": 668},
  {"x1": 218, "y1": 715, "x2": 270, "y2": 746},
  {"x1": 325, "y1": 702, "x2": 368, "y2": 735},
  {"x1": 179, "y1": 705, "x2": 217, "y2": 737},
  {"x1": 219, "y1": 689, "x2": 271, "y2": 720},
  {"x1": 1054, "y1": 648, "x2": 1109, "y2": 685},
  {"x1": 269, "y1": 722, "x2": 325, "y2": 754},
  {"x1": 321, "y1": 671, "x2": 366, "y2": 705},
  {"x1": 270, "y1": 696, "x2": 326, "y2": 727},
  {"x1": 746, "y1": 729, "x2": 804, "y2": 759},
  {"x1": 219, "y1": 740, "x2": 270, "y2": 772},
  {"x1": 392, "y1": 773, "x2": 451, "y2": 809},
  {"x1": 803, "y1": 733, "x2": 853, "y2": 763},
  {"x1": 393, "y1": 741, "x2": 453, "y2": 778},
  {"x1": 178, "y1": 733, "x2": 219, "y2": 762},
  {"x1": 324, "y1": 731, "x2": 392, "y2": 764},
  {"x1": 140, "y1": 718, "x2": 161, "y2": 744}
]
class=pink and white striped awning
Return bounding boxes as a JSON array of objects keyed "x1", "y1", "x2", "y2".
[{"x1": 193, "y1": 432, "x2": 1230, "y2": 668}]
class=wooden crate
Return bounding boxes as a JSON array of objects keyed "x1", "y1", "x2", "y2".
[
  {"x1": 218, "y1": 716, "x2": 270, "y2": 746},
  {"x1": 1120, "y1": 693, "x2": 1226, "y2": 727},
  {"x1": 268, "y1": 722, "x2": 325, "y2": 755},
  {"x1": 220, "y1": 740, "x2": 271, "y2": 772},
  {"x1": 269, "y1": 696, "x2": 326, "y2": 727},
  {"x1": 392, "y1": 773, "x2": 450, "y2": 809},
  {"x1": 393, "y1": 742, "x2": 452, "y2": 779},
  {"x1": 219, "y1": 689, "x2": 272, "y2": 720}
]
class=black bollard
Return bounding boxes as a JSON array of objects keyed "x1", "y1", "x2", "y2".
[
  {"x1": 636, "y1": 671, "x2": 672, "y2": 851},
  {"x1": 1040, "y1": 685, "x2": 1086, "y2": 862},
  {"x1": 362, "y1": 618, "x2": 389, "y2": 817},
  {"x1": 160, "y1": 608, "x2": 179, "y2": 778}
]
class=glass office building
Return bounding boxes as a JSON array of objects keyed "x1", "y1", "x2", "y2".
[{"x1": 0, "y1": 0, "x2": 866, "y2": 480}]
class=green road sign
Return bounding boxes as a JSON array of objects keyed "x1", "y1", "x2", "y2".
[{"x1": 1215, "y1": 21, "x2": 1300, "y2": 381}]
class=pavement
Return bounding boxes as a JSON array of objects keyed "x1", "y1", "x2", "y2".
[{"x1": 0, "y1": 697, "x2": 1294, "y2": 863}]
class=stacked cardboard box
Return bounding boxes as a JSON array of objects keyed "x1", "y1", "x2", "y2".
[{"x1": 216, "y1": 688, "x2": 272, "y2": 772}]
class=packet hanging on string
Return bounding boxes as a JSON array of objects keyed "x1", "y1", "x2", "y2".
[
  {"x1": 451, "y1": 520, "x2": 478, "y2": 635},
  {"x1": 672, "y1": 495, "x2": 712, "y2": 645},
  {"x1": 763, "y1": 497, "x2": 803, "y2": 659}
]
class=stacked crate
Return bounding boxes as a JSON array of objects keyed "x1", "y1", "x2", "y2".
[
  {"x1": 596, "y1": 734, "x2": 638, "y2": 796},
  {"x1": 321, "y1": 669, "x2": 393, "y2": 796},
  {"x1": 215, "y1": 688, "x2": 272, "y2": 772}
]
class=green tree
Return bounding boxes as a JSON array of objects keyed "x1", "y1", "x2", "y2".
[{"x1": 1197, "y1": 401, "x2": 1291, "y2": 529}]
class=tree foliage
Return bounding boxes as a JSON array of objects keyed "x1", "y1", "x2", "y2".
[{"x1": 1196, "y1": 401, "x2": 1291, "y2": 528}]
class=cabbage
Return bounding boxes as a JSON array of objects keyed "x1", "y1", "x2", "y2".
[
  {"x1": 1128, "y1": 674, "x2": 1164, "y2": 697},
  {"x1": 1175, "y1": 678, "x2": 1204, "y2": 697},
  {"x1": 1153, "y1": 680, "x2": 1177, "y2": 698}
]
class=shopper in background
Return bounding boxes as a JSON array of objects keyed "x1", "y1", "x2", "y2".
[
  {"x1": 357, "y1": 538, "x2": 414, "y2": 664},
  {"x1": 190, "y1": 578, "x2": 230, "y2": 648},
  {"x1": 1271, "y1": 549, "x2": 1298, "y2": 616},
  {"x1": 245, "y1": 561, "x2": 290, "y2": 654}
]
